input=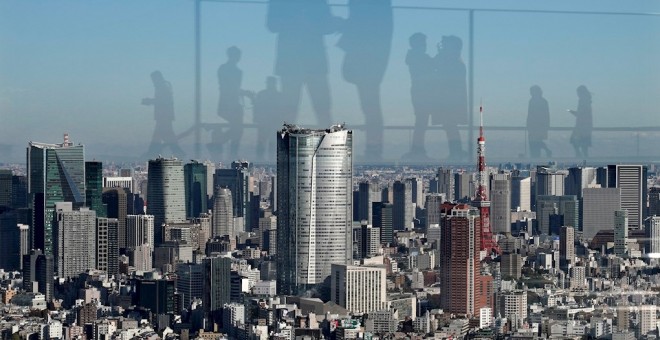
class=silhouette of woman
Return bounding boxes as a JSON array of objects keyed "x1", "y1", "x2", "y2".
[
  {"x1": 569, "y1": 85, "x2": 593, "y2": 158},
  {"x1": 141, "y1": 71, "x2": 185, "y2": 158},
  {"x1": 403, "y1": 32, "x2": 437, "y2": 161},
  {"x1": 210, "y1": 46, "x2": 254, "y2": 160},
  {"x1": 435, "y1": 36, "x2": 468, "y2": 161},
  {"x1": 527, "y1": 85, "x2": 552, "y2": 158},
  {"x1": 337, "y1": 0, "x2": 393, "y2": 160}
]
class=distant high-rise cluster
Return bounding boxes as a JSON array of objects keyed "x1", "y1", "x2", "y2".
[{"x1": 3, "y1": 126, "x2": 660, "y2": 338}]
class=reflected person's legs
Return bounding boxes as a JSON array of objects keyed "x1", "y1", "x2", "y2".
[
  {"x1": 280, "y1": 75, "x2": 304, "y2": 124},
  {"x1": 227, "y1": 115, "x2": 243, "y2": 160},
  {"x1": 528, "y1": 139, "x2": 540, "y2": 158},
  {"x1": 305, "y1": 73, "x2": 332, "y2": 127},
  {"x1": 356, "y1": 82, "x2": 384, "y2": 159},
  {"x1": 160, "y1": 122, "x2": 185, "y2": 158},
  {"x1": 445, "y1": 123, "x2": 464, "y2": 160},
  {"x1": 256, "y1": 125, "x2": 268, "y2": 160},
  {"x1": 410, "y1": 112, "x2": 429, "y2": 155}
]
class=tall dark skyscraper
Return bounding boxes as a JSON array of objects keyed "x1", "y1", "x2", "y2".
[
  {"x1": 11, "y1": 175, "x2": 28, "y2": 209},
  {"x1": 393, "y1": 180, "x2": 413, "y2": 231},
  {"x1": 357, "y1": 180, "x2": 381, "y2": 224},
  {"x1": 276, "y1": 124, "x2": 352, "y2": 295},
  {"x1": 0, "y1": 211, "x2": 21, "y2": 271},
  {"x1": 27, "y1": 135, "x2": 85, "y2": 255},
  {"x1": 184, "y1": 161, "x2": 208, "y2": 219},
  {"x1": 373, "y1": 202, "x2": 393, "y2": 245},
  {"x1": 215, "y1": 161, "x2": 251, "y2": 233},
  {"x1": 147, "y1": 157, "x2": 186, "y2": 245},
  {"x1": 103, "y1": 188, "x2": 128, "y2": 250},
  {"x1": 85, "y1": 161, "x2": 106, "y2": 218},
  {"x1": 0, "y1": 169, "x2": 11, "y2": 208},
  {"x1": 23, "y1": 249, "x2": 54, "y2": 301}
]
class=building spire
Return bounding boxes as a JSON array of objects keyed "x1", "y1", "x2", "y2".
[{"x1": 474, "y1": 103, "x2": 499, "y2": 254}]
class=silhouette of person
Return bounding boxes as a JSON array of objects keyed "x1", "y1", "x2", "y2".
[
  {"x1": 208, "y1": 46, "x2": 254, "y2": 160},
  {"x1": 266, "y1": 0, "x2": 339, "y2": 127},
  {"x1": 569, "y1": 85, "x2": 593, "y2": 158},
  {"x1": 141, "y1": 71, "x2": 185, "y2": 158},
  {"x1": 527, "y1": 85, "x2": 552, "y2": 158},
  {"x1": 337, "y1": 0, "x2": 393, "y2": 160},
  {"x1": 403, "y1": 32, "x2": 437, "y2": 161},
  {"x1": 435, "y1": 35, "x2": 468, "y2": 161},
  {"x1": 253, "y1": 76, "x2": 284, "y2": 161}
]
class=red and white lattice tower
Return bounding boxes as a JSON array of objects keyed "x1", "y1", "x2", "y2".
[{"x1": 473, "y1": 105, "x2": 499, "y2": 254}]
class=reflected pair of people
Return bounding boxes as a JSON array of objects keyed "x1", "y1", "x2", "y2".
[
  {"x1": 404, "y1": 33, "x2": 467, "y2": 161},
  {"x1": 208, "y1": 47, "x2": 284, "y2": 162},
  {"x1": 526, "y1": 85, "x2": 592, "y2": 159}
]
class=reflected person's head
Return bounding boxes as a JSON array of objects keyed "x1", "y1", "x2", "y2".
[
  {"x1": 577, "y1": 85, "x2": 591, "y2": 99},
  {"x1": 530, "y1": 85, "x2": 543, "y2": 97},
  {"x1": 441, "y1": 35, "x2": 463, "y2": 56},
  {"x1": 150, "y1": 70, "x2": 164, "y2": 84},
  {"x1": 227, "y1": 46, "x2": 242, "y2": 63},
  {"x1": 409, "y1": 32, "x2": 427, "y2": 51}
]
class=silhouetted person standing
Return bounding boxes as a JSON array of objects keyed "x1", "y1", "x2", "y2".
[
  {"x1": 209, "y1": 46, "x2": 253, "y2": 160},
  {"x1": 569, "y1": 85, "x2": 593, "y2": 158},
  {"x1": 267, "y1": 0, "x2": 338, "y2": 127},
  {"x1": 142, "y1": 71, "x2": 185, "y2": 158},
  {"x1": 254, "y1": 76, "x2": 283, "y2": 161},
  {"x1": 435, "y1": 36, "x2": 468, "y2": 160},
  {"x1": 337, "y1": 0, "x2": 393, "y2": 160},
  {"x1": 403, "y1": 32, "x2": 436, "y2": 161},
  {"x1": 527, "y1": 85, "x2": 552, "y2": 158}
]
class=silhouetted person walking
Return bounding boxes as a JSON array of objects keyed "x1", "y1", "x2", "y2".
[
  {"x1": 435, "y1": 36, "x2": 468, "y2": 161},
  {"x1": 254, "y1": 76, "x2": 283, "y2": 161},
  {"x1": 267, "y1": 0, "x2": 338, "y2": 127},
  {"x1": 142, "y1": 71, "x2": 185, "y2": 158},
  {"x1": 527, "y1": 85, "x2": 552, "y2": 158},
  {"x1": 403, "y1": 32, "x2": 436, "y2": 161},
  {"x1": 209, "y1": 46, "x2": 253, "y2": 160},
  {"x1": 337, "y1": 0, "x2": 393, "y2": 160},
  {"x1": 569, "y1": 85, "x2": 593, "y2": 158}
]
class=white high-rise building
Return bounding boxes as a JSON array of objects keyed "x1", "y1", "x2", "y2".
[
  {"x1": 331, "y1": 263, "x2": 386, "y2": 314},
  {"x1": 646, "y1": 216, "x2": 660, "y2": 257},
  {"x1": 54, "y1": 203, "x2": 96, "y2": 279},
  {"x1": 498, "y1": 291, "x2": 527, "y2": 326},
  {"x1": 102, "y1": 176, "x2": 134, "y2": 192},
  {"x1": 511, "y1": 176, "x2": 531, "y2": 211},
  {"x1": 638, "y1": 305, "x2": 656, "y2": 337},
  {"x1": 147, "y1": 157, "x2": 186, "y2": 245},
  {"x1": 277, "y1": 124, "x2": 352, "y2": 295},
  {"x1": 213, "y1": 187, "x2": 234, "y2": 238}
]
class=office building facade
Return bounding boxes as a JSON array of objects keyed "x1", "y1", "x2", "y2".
[
  {"x1": 28, "y1": 137, "x2": 86, "y2": 255},
  {"x1": 147, "y1": 157, "x2": 186, "y2": 245},
  {"x1": 276, "y1": 124, "x2": 352, "y2": 295}
]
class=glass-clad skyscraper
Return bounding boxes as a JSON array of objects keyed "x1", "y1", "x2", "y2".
[
  {"x1": 27, "y1": 136, "x2": 85, "y2": 255},
  {"x1": 184, "y1": 160, "x2": 208, "y2": 219},
  {"x1": 276, "y1": 124, "x2": 352, "y2": 295},
  {"x1": 147, "y1": 157, "x2": 186, "y2": 245}
]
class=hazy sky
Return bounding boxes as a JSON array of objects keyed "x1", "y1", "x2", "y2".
[{"x1": 1, "y1": 0, "x2": 660, "y2": 162}]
